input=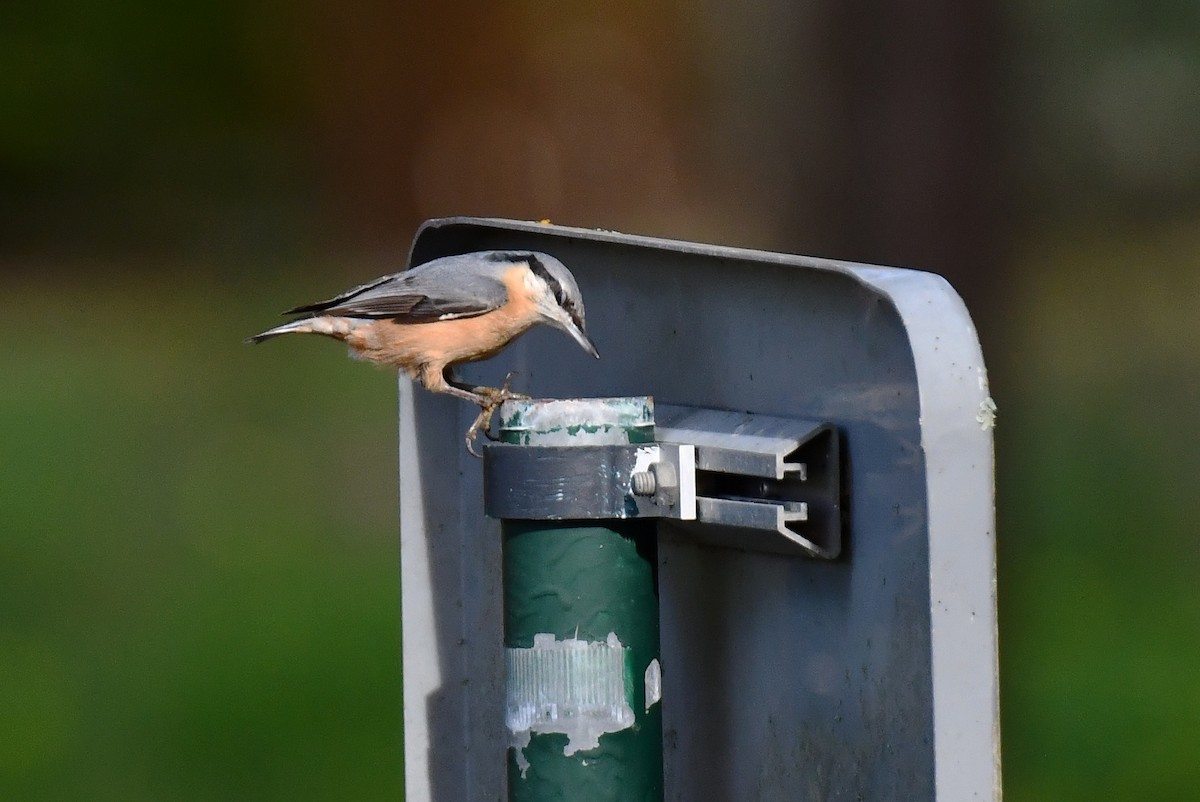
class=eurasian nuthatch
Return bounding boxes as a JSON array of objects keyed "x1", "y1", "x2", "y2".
[{"x1": 247, "y1": 250, "x2": 600, "y2": 451}]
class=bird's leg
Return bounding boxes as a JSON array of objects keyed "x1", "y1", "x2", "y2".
[
  {"x1": 445, "y1": 370, "x2": 488, "y2": 398},
  {"x1": 425, "y1": 365, "x2": 488, "y2": 405},
  {"x1": 437, "y1": 368, "x2": 530, "y2": 456},
  {"x1": 462, "y1": 373, "x2": 532, "y2": 455},
  {"x1": 443, "y1": 369, "x2": 528, "y2": 449},
  {"x1": 477, "y1": 372, "x2": 529, "y2": 441},
  {"x1": 446, "y1": 367, "x2": 530, "y2": 400},
  {"x1": 437, "y1": 367, "x2": 503, "y2": 456},
  {"x1": 438, "y1": 383, "x2": 489, "y2": 405}
]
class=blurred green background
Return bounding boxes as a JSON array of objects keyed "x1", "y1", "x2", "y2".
[{"x1": 2, "y1": 1, "x2": 1198, "y2": 799}]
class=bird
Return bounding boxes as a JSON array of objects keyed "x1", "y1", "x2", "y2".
[{"x1": 246, "y1": 250, "x2": 600, "y2": 454}]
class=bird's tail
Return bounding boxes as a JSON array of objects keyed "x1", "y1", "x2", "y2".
[{"x1": 244, "y1": 316, "x2": 360, "y2": 344}]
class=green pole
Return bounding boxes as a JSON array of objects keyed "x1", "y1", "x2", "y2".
[{"x1": 499, "y1": 397, "x2": 664, "y2": 802}]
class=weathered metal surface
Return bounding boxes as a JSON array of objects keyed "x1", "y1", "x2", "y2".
[
  {"x1": 656, "y1": 404, "x2": 821, "y2": 479},
  {"x1": 657, "y1": 404, "x2": 841, "y2": 558},
  {"x1": 398, "y1": 218, "x2": 998, "y2": 801},
  {"x1": 482, "y1": 442, "x2": 690, "y2": 521},
  {"x1": 497, "y1": 396, "x2": 654, "y2": 446},
  {"x1": 483, "y1": 403, "x2": 840, "y2": 558}
]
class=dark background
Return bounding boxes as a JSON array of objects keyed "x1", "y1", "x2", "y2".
[{"x1": 3, "y1": 2, "x2": 1198, "y2": 798}]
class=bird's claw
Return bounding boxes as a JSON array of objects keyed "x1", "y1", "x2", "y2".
[
  {"x1": 491, "y1": 371, "x2": 528, "y2": 400},
  {"x1": 464, "y1": 373, "x2": 529, "y2": 457},
  {"x1": 465, "y1": 408, "x2": 492, "y2": 457}
]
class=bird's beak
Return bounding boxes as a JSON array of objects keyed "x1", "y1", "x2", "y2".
[
  {"x1": 562, "y1": 320, "x2": 600, "y2": 359},
  {"x1": 581, "y1": 331, "x2": 600, "y2": 359}
]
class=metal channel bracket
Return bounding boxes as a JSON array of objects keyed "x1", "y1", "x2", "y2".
[
  {"x1": 482, "y1": 405, "x2": 841, "y2": 558},
  {"x1": 656, "y1": 404, "x2": 841, "y2": 558}
]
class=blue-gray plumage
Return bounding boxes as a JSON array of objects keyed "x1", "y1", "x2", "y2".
[
  {"x1": 281, "y1": 252, "x2": 515, "y2": 321},
  {"x1": 246, "y1": 250, "x2": 599, "y2": 453}
]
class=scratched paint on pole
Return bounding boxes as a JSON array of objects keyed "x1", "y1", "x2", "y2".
[
  {"x1": 503, "y1": 521, "x2": 663, "y2": 800},
  {"x1": 500, "y1": 397, "x2": 663, "y2": 801}
]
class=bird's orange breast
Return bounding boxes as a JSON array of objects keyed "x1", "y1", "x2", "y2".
[{"x1": 347, "y1": 264, "x2": 538, "y2": 375}]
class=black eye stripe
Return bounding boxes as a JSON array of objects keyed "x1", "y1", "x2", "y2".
[
  {"x1": 522, "y1": 254, "x2": 567, "y2": 306},
  {"x1": 491, "y1": 251, "x2": 573, "y2": 309}
]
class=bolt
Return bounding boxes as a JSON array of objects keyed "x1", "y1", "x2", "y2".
[{"x1": 631, "y1": 471, "x2": 657, "y2": 496}]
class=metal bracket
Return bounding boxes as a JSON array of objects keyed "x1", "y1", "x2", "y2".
[
  {"x1": 483, "y1": 404, "x2": 841, "y2": 558},
  {"x1": 483, "y1": 441, "x2": 696, "y2": 521},
  {"x1": 656, "y1": 404, "x2": 841, "y2": 558}
]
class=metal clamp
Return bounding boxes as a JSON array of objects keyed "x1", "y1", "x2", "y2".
[
  {"x1": 483, "y1": 405, "x2": 841, "y2": 558},
  {"x1": 483, "y1": 442, "x2": 696, "y2": 521},
  {"x1": 655, "y1": 404, "x2": 841, "y2": 558}
]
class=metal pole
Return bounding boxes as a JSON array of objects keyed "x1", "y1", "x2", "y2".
[{"x1": 498, "y1": 397, "x2": 664, "y2": 802}]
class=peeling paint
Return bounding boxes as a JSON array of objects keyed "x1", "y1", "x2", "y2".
[
  {"x1": 510, "y1": 729, "x2": 532, "y2": 778},
  {"x1": 630, "y1": 445, "x2": 660, "y2": 477},
  {"x1": 498, "y1": 397, "x2": 655, "y2": 446}
]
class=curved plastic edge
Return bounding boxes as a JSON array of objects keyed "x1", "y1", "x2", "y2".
[
  {"x1": 410, "y1": 216, "x2": 945, "y2": 290},
  {"x1": 853, "y1": 266, "x2": 1000, "y2": 802}
]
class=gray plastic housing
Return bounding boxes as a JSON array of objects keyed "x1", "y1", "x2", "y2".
[{"x1": 398, "y1": 218, "x2": 999, "y2": 801}]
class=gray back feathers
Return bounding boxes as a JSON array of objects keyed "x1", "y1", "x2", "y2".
[{"x1": 284, "y1": 251, "x2": 543, "y2": 322}]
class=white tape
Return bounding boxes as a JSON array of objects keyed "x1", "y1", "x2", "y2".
[
  {"x1": 506, "y1": 632, "x2": 635, "y2": 774},
  {"x1": 644, "y1": 658, "x2": 662, "y2": 712}
]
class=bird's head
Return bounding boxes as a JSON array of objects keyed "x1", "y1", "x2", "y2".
[{"x1": 517, "y1": 252, "x2": 600, "y2": 359}]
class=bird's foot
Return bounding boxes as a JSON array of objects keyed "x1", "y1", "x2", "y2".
[
  {"x1": 500, "y1": 370, "x2": 529, "y2": 399},
  {"x1": 470, "y1": 372, "x2": 529, "y2": 403},
  {"x1": 481, "y1": 373, "x2": 529, "y2": 441},
  {"x1": 464, "y1": 373, "x2": 529, "y2": 457}
]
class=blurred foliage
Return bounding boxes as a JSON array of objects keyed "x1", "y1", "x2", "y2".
[
  {"x1": 0, "y1": 268, "x2": 403, "y2": 798},
  {"x1": 1010, "y1": 0, "x2": 1200, "y2": 220},
  {"x1": 0, "y1": 0, "x2": 314, "y2": 255},
  {"x1": 999, "y1": 222, "x2": 1200, "y2": 800},
  {"x1": 2, "y1": 0, "x2": 1199, "y2": 799}
]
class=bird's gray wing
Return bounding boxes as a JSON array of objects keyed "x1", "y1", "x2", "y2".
[{"x1": 284, "y1": 253, "x2": 513, "y2": 321}]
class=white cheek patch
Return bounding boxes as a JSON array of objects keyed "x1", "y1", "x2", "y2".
[{"x1": 521, "y1": 266, "x2": 546, "y2": 295}]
